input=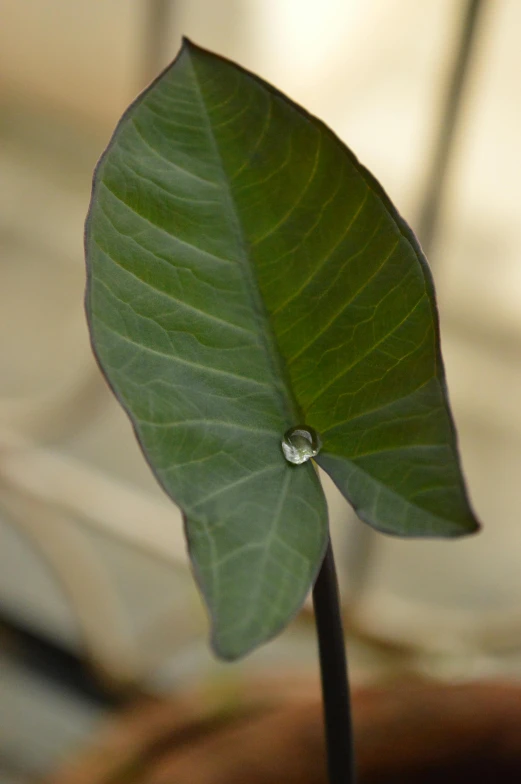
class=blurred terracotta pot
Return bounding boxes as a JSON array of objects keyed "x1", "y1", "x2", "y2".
[{"x1": 48, "y1": 676, "x2": 521, "y2": 784}]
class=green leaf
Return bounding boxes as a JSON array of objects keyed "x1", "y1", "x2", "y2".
[{"x1": 85, "y1": 39, "x2": 479, "y2": 659}]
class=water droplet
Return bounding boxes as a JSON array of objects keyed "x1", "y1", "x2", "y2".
[{"x1": 281, "y1": 425, "x2": 322, "y2": 465}]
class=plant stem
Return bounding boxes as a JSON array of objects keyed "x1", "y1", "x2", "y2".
[{"x1": 313, "y1": 537, "x2": 356, "y2": 784}]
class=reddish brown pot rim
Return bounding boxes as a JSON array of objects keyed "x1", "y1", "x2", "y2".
[{"x1": 48, "y1": 676, "x2": 521, "y2": 784}]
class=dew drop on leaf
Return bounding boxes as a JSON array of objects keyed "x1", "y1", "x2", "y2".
[{"x1": 281, "y1": 426, "x2": 322, "y2": 465}]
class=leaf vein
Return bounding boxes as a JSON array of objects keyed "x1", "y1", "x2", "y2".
[
  {"x1": 189, "y1": 465, "x2": 280, "y2": 509},
  {"x1": 307, "y1": 290, "x2": 427, "y2": 409},
  {"x1": 251, "y1": 131, "x2": 322, "y2": 245},
  {"x1": 93, "y1": 237, "x2": 255, "y2": 337},
  {"x1": 96, "y1": 317, "x2": 275, "y2": 390},
  {"x1": 130, "y1": 119, "x2": 216, "y2": 185},
  {"x1": 289, "y1": 238, "x2": 400, "y2": 364},
  {"x1": 100, "y1": 182, "x2": 236, "y2": 267}
]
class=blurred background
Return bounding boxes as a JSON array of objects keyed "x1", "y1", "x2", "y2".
[{"x1": 2, "y1": 0, "x2": 521, "y2": 782}]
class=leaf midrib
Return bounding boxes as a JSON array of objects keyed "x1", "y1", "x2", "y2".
[{"x1": 185, "y1": 49, "x2": 301, "y2": 429}]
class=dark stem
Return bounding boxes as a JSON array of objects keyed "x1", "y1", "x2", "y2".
[
  {"x1": 313, "y1": 537, "x2": 356, "y2": 784},
  {"x1": 417, "y1": 0, "x2": 485, "y2": 256}
]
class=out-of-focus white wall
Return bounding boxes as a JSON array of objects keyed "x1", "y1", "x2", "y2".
[
  {"x1": 1, "y1": 0, "x2": 521, "y2": 691},
  {"x1": 0, "y1": 0, "x2": 141, "y2": 128}
]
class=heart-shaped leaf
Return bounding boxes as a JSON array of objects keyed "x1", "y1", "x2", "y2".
[{"x1": 85, "y1": 40, "x2": 479, "y2": 659}]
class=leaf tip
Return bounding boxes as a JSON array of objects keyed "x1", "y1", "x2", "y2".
[
  {"x1": 209, "y1": 631, "x2": 248, "y2": 663},
  {"x1": 463, "y1": 513, "x2": 482, "y2": 536},
  {"x1": 432, "y1": 505, "x2": 482, "y2": 539},
  {"x1": 180, "y1": 36, "x2": 205, "y2": 60},
  {"x1": 180, "y1": 35, "x2": 194, "y2": 50}
]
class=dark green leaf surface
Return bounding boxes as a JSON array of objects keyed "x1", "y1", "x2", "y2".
[{"x1": 85, "y1": 40, "x2": 479, "y2": 659}]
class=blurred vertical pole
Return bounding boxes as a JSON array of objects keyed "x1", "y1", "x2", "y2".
[
  {"x1": 417, "y1": 0, "x2": 486, "y2": 257},
  {"x1": 140, "y1": 0, "x2": 176, "y2": 87},
  {"x1": 343, "y1": 0, "x2": 486, "y2": 605}
]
